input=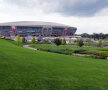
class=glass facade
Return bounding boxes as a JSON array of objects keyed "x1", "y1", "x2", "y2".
[
  {"x1": 16, "y1": 26, "x2": 42, "y2": 36},
  {"x1": 0, "y1": 26, "x2": 76, "y2": 37},
  {"x1": 0, "y1": 26, "x2": 13, "y2": 36},
  {"x1": 43, "y1": 28, "x2": 52, "y2": 36},
  {"x1": 66, "y1": 28, "x2": 76, "y2": 36},
  {"x1": 52, "y1": 27, "x2": 64, "y2": 36}
]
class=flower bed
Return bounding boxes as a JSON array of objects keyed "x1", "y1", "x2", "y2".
[{"x1": 95, "y1": 51, "x2": 108, "y2": 59}]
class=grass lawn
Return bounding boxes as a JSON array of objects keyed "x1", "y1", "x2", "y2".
[{"x1": 1, "y1": 39, "x2": 108, "y2": 89}]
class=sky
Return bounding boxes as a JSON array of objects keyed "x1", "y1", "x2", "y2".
[{"x1": 0, "y1": 0, "x2": 108, "y2": 34}]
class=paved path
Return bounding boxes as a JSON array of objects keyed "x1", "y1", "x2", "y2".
[
  {"x1": 73, "y1": 53, "x2": 91, "y2": 56},
  {"x1": 23, "y1": 45, "x2": 37, "y2": 50}
]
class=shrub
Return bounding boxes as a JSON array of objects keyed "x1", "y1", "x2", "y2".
[
  {"x1": 78, "y1": 39, "x2": 84, "y2": 47},
  {"x1": 45, "y1": 38, "x2": 50, "y2": 44},
  {"x1": 74, "y1": 49, "x2": 87, "y2": 54},
  {"x1": 22, "y1": 37, "x2": 26, "y2": 43},
  {"x1": 32, "y1": 37, "x2": 36, "y2": 44},
  {"x1": 35, "y1": 41, "x2": 45, "y2": 44},
  {"x1": 94, "y1": 51, "x2": 108, "y2": 59},
  {"x1": 88, "y1": 50, "x2": 98, "y2": 55},
  {"x1": 62, "y1": 38, "x2": 66, "y2": 45},
  {"x1": 97, "y1": 51, "x2": 108, "y2": 56},
  {"x1": 68, "y1": 48, "x2": 73, "y2": 55},
  {"x1": 44, "y1": 49, "x2": 73, "y2": 55},
  {"x1": 54, "y1": 38, "x2": 62, "y2": 46},
  {"x1": 69, "y1": 39, "x2": 72, "y2": 44}
]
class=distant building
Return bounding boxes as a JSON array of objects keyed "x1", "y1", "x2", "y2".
[{"x1": 0, "y1": 21, "x2": 77, "y2": 37}]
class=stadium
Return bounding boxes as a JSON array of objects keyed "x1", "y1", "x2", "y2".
[{"x1": 0, "y1": 21, "x2": 77, "y2": 37}]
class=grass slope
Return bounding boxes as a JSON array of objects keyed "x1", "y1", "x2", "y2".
[{"x1": 0, "y1": 39, "x2": 108, "y2": 90}]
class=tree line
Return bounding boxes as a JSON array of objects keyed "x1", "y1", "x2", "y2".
[{"x1": 79, "y1": 33, "x2": 108, "y2": 40}]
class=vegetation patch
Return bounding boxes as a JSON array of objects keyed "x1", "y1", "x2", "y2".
[{"x1": 31, "y1": 44, "x2": 108, "y2": 59}]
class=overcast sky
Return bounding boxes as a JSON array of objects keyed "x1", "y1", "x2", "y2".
[{"x1": 0, "y1": 0, "x2": 108, "y2": 34}]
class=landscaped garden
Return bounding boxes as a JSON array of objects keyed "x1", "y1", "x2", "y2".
[
  {"x1": 30, "y1": 44, "x2": 108, "y2": 59},
  {"x1": 1, "y1": 39, "x2": 108, "y2": 89},
  {"x1": 4, "y1": 36, "x2": 108, "y2": 59}
]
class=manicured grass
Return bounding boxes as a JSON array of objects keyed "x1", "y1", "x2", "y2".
[{"x1": 1, "y1": 39, "x2": 108, "y2": 89}]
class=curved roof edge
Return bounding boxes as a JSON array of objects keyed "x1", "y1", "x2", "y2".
[{"x1": 0, "y1": 21, "x2": 77, "y2": 29}]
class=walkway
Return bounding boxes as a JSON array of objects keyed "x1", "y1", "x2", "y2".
[{"x1": 23, "y1": 45, "x2": 37, "y2": 50}]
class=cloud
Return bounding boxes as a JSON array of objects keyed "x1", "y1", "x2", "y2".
[
  {"x1": 95, "y1": 8, "x2": 108, "y2": 16},
  {"x1": 4, "y1": 0, "x2": 108, "y2": 16},
  {"x1": 0, "y1": 0, "x2": 108, "y2": 34}
]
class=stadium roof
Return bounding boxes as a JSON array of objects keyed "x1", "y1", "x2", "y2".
[{"x1": 0, "y1": 21, "x2": 76, "y2": 28}]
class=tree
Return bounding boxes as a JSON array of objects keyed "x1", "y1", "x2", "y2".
[
  {"x1": 16, "y1": 35, "x2": 22, "y2": 45},
  {"x1": 98, "y1": 39, "x2": 103, "y2": 47},
  {"x1": 54, "y1": 38, "x2": 62, "y2": 46},
  {"x1": 45, "y1": 38, "x2": 50, "y2": 44},
  {"x1": 87, "y1": 38, "x2": 91, "y2": 46},
  {"x1": 81, "y1": 33, "x2": 89, "y2": 38},
  {"x1": 76, "y1": 38, "x2": 80, "y2": 43},
  {"x1": 75, "y1": 38, "x2": 80, "y2": 45},
  {"x1": 78, "y1": 39, "x2": 84, "y2": 47},
  {"x1": 32, "y1": 37, "x2": 36, "y2": 44},
  {"x1": 22, "y1": 37, "x2": 26, "y2": 43},
  {"x1": 69, "y1": 39, "x2": 72, "y2": 44},
  {"x1": 62, "y1": 38, "x2": 66, "y2": 45},
  {"x1": 87, "y1": 38, "x2": 91, "y2": 43}
]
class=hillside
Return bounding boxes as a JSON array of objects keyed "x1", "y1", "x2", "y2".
[{"x1": 0, "y1": 39, "x2": 108, "y2": 90}]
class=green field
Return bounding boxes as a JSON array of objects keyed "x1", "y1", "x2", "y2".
[{"x1": 1, "y1": 39, "x2": 108, "y2": 90}]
